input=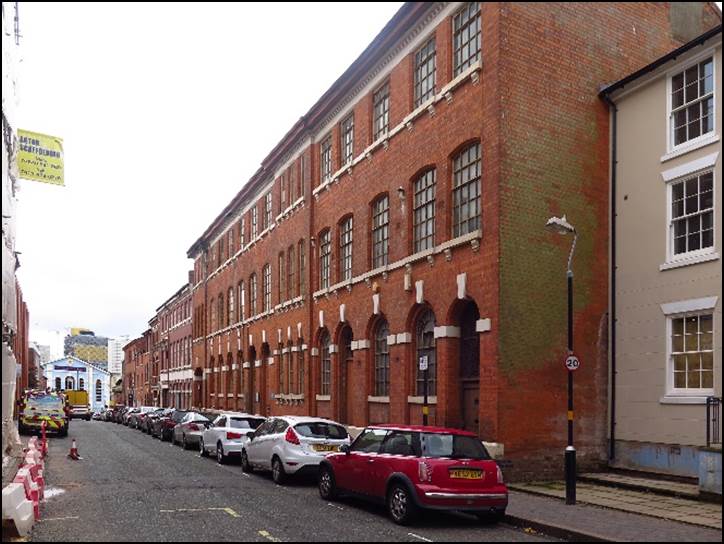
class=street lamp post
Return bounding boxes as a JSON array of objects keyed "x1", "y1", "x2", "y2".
[{"x1": 546, "y1": 215, "x2": 577, "y2": 505}]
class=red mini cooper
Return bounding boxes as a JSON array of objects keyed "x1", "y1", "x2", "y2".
[{"x1": 318, "y1": 424, "x2": 508, "y2": 525}]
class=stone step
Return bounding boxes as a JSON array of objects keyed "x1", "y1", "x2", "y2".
[{"x1": 578, "y1": 472, "x2": 701, "y2": 501}]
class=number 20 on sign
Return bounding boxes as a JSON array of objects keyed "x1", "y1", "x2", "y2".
[{"x1": 565, "y1": 355, "x2": 580, "y2": 371}]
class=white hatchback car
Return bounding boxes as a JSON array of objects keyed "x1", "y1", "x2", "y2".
[
  {"x1": 241, "y1": 416, "x2": 351, "y2": 484},
  {"x1": 199, "y1": 413, "x2": 266, "y2": 464}
]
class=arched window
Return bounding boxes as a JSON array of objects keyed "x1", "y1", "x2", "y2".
[
  {"x1": 320, "y1": 331, "x2": 331, "y2": 396},
  {"x1": 339, "y1": 216, "x2": 353, "y2": 281},
  {"x1": 413, "y1": 169, "x2": 436, "y2": 252},
  {"x1": 319, "y1": 229, "x2": 331, "y2": 289},
  {"x1": 218, "y1": 294, "x2": 225, "y2": 329},
  {"x1": 263, "y1": 264, "x2": 272, "y2": 312},
  {"x1": 96, "y1": 379, "x2": 102, "y2": 402},
  {"x1": 228, "y1": 287, "x2": 235, "y2": 326},
  {"x1": 79, "y1": 378, "x2": 85, "y2": 390},
  {"x1": 452, "y1": 142, "x2": 481, "y2": 237},
  {"x1": 238, "y1": 281, "x2": 245, "y2": 322},
  {"x1": 287, "y1": 246, "x2": 295, "y2": 299},
  {"x1": 374, "y1": 320, "x2": 390, "y2": 396},
  {"x1": 298, "y1": 239, "x2": 306, "y2": 296},
  {"x1": 55, "y1": 377, "x2": 61, "y2": 391},
  {"x1": 65, "y1": 376, "x2": 75, "y2": 390},
  {"x1": 416, "y1": 309, "x2": 437, "y2": 396},
  {"x1": 278, "y1": 252, "x2": 285, "y2": 303},
  {"x1": 371, "y1": 195, "x2": 389, "y2": 268},
  {"x1": 249, "y1": 274, "x2": 258, "y2": 316}
]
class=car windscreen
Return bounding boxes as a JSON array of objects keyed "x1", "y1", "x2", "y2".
[
  {"x1": 25, "y1": 396, "x2": 63, "y2": 412},
  {"x1": 294, "y1": 422, "x2": 348, "y2": 440},
  {"x1": 229, "y1": 417, "x2": 265, "y2": 430},
  {"x1": 421, "y1": 433, "x2": 490, "y2": 460}
]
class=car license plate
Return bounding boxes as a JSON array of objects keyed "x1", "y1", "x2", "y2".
[
  {"x1": 449, "y1": 469, "x2": 482, "y2": 479},
  {"x1": 313, "y1": 444, "x2": 338, "y2": 452}
]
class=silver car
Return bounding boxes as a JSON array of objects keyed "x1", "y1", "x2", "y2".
[
  {"x1": 172, "y1": 411, "x2": 210, "y2": 450},
  {"x1": 241, "y1": 416, "x2": 350, "y2": 484},
  {"x1": 200, "y1": 413, "x2": 266, "y2": 464}
]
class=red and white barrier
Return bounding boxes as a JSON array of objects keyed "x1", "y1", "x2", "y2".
[{"x1": 3, "y1": 433, "x2": 48, "y2": 536}]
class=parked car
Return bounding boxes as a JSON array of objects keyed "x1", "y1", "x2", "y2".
[
  {"x1": 91, "y1": 410, "x2": 104, "y2": 421},
  {"x1": 200, "y1": 413, "x2": 266, "y2": 464},
  {"x1": 150, "y1": 409, "x2": 187, "y2": 441},
  {"x1": 172, "y1": 411, "x2": 211, "y2": 449},
  {"x1": 241, "y1": 416, "x2": 350, "y2": 484},
  {"x1": 122, "y1": 407, "x2": 139, "y2": 426},
  {"x1": 128, "y1": 406, "x2": 156, "y2": 429},
  {"x1": 318, "y1": 424, "x2": 508, "y2": 525},
  {"x1": 140, "y1": 408, "x2": 166, "y2": 433}
]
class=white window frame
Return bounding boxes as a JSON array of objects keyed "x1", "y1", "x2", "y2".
[
  {"x1": 665, "y1": 48, "x2": 718, "y2": 157},
  {"x1": 662, "y1": 166, "x2": 718, "y2": 270},
  {"x1": 660, "y1": 296, "x2": 718, "y2": 403}
]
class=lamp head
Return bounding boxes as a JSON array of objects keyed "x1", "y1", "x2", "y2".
[{"x1": 545, "y1": 215, "x2": 575, "y2": 235}]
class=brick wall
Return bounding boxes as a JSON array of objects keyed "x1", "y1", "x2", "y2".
[{"x1": 170, "y1": 2, "x2": 722, "y2": 479}]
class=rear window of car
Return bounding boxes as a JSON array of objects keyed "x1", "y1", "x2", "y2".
[
  {"x1": 230, "y1": 417, "x2": 264, "y2": 430},
  {"x1": 171, "y1": 411, "x2": 187, "y2": 422},
  {"x1": 294, "y1": 422, "x2": 348, "y2": 440},
  {"x1": 421, "y1": 433, "x2": 490, "y2": 460}
]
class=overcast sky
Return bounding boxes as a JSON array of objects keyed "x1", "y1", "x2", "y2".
[
  {"x1": 16, "y1": 2, "x2": 403, "y2": 355},
  {"x1": 15, "y1": 2, "x2": 723, "y2": 357}
]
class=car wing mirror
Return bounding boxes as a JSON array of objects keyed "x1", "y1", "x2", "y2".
[
  {"x1": 246, "y1": 431, "x2": 255, "y2": 440},
  {"x1": 340, "y1": 444, "x2": 350, "y2": 455}
]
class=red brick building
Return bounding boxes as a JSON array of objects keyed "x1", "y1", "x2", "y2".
[
  {"x1": 123, "y1": 331, "x2": 151, "y2": 407},
  {"x1": 156, "y1": 281, "x2": 193, "y2": 410},
  {"x1": 13, "y1": 280, "x2": 30, "y2": 405},
  {"x1": 185, "y1": 3, "x2": 721, "y2": 477}
]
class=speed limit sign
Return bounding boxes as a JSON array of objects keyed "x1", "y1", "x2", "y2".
[{"x1": 565, "y1": 355, "x2": 580, "y2": 371}]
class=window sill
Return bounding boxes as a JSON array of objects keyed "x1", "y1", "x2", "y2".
[
  {"x1": 660, "y1": 252, "x2": 719, "y2": 271},
  {"x1": 367, "y1": 396, "x2": 390, "y2": 403},
  {"x1": 659, "y1": 395, "x2": 712, "y2": 405},
  {"x1": 315, "y1": 394, "x2": 330, "y2": 401},
  {"x1": 407, "y1": 396, "x2": 437, "y2": 405},
  {"x1": 661, "y1": 134, "x2": 719, "y2": 163}
]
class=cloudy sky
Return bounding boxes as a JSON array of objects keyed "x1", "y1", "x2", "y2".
[{"x1": 15, "y1": 2, "x2": 403, "y2": 355}]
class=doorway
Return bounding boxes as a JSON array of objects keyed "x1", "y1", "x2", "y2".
[{"x1": 459, "y1": 301, "x2": 480, "y2": 433}]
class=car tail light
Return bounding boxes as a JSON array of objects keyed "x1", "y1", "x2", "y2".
[
  {"x1": 285, "y1": 427, "x2": 300, "y2": 445},
  {"x1": 188, "y1": 423, "x2": 199, "y2": 431},
  {"x1": 496, "y1": 465, "x2": 504, "y2": 484},
  {"x1": 418, "y1": 461, "x2": 432, "y2": 483},
  {"x1": 226, "y1": 432, "x2": 242, "y2": 440}
]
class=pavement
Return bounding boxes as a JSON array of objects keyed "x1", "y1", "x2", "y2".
[{"x1": 508, "y1": 476, "x2": 722, "y2": 542}]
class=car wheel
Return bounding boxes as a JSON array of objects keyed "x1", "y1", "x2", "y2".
[
  {"x1": 318, "y1": 466, "x2": 338, "y2": 500},
  {"x1": 199, "y1": 438, "x2": 207, "y2": 457},
  {"x1": 241, "y1": 450, "x2": 253, "y2": 473},
  {"x1": 387, "y1": 483, "x2": 417, "y2": 525},
  {"x1": 272, "y1": 456, "x2": 286, "y2": 485},
  {"x1": 216, "y1": 443, "x2": 226, "y2": 465}
]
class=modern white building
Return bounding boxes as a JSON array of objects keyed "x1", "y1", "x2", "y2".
[
  {"x1": 42, "y1": 356, "x2": 112, "y2": 412},
  {"x1": 108, "y1": 335, "x2": 129, "y2": 375}
]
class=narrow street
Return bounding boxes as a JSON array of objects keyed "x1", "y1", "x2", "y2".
[{"x1": 31, "y1": 421, "x2": 558, "y2": 542}]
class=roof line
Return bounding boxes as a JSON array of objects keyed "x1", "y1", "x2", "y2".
[
  {"x1": 600, "y1": 24, "x2": 722, "y2": 98},
  {"x1": 186, "y1": 2, "x2": 427, "y2": 257}
]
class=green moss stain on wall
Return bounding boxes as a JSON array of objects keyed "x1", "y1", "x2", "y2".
[{"x1": 498, "y1": 111, "x2": 603, "y2": 379}]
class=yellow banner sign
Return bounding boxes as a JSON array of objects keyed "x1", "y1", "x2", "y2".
[{"x1": 18, "y1": 129, "x2": 64, "y2": 186}]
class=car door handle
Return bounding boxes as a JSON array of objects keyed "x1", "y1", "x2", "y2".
[{"x1": 367, "y1": 459, "x2": 375, "y2": 464}]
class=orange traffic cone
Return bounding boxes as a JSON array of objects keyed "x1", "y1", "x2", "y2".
[{"x1": 67, "y1": 438, "x2": 80, "y2": 460}]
